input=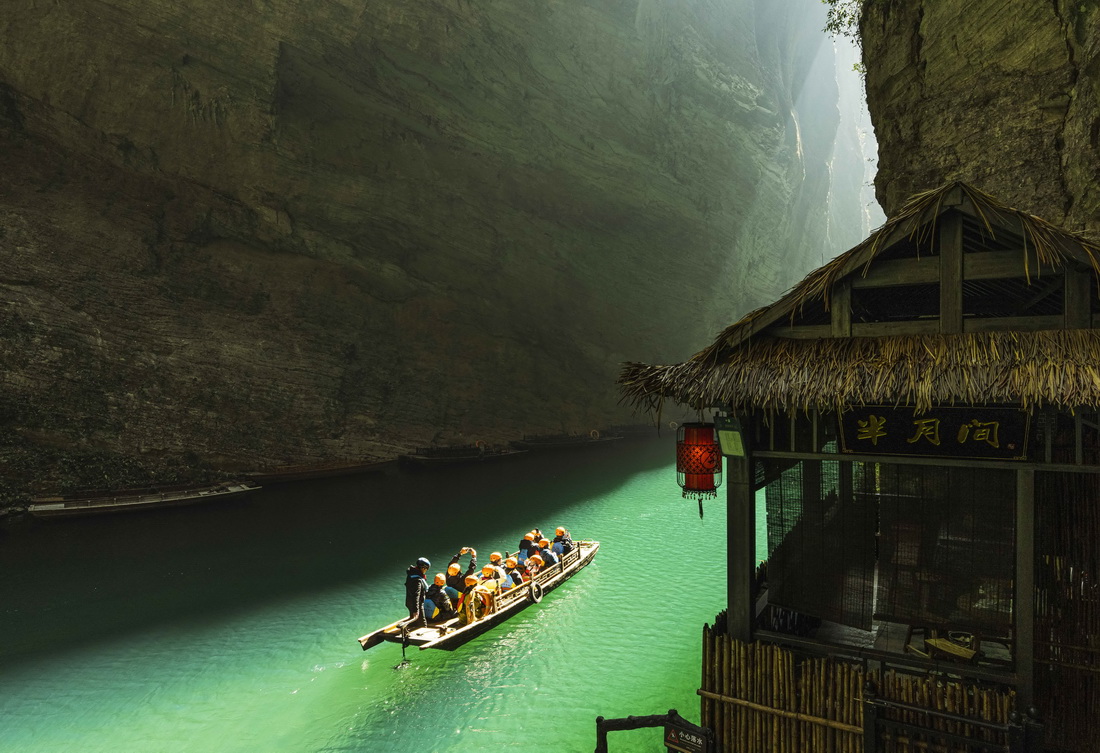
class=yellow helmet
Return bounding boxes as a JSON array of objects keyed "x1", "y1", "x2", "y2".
[
  {"x1": 505, "y1": 557, "x2": 517, "y2": 567},
  {"x1": 447, "y1": 563, "x2": 460, "y2": 575},
  {"x1": 489, "y1": 552, "x2": 503, "y2": 563}
]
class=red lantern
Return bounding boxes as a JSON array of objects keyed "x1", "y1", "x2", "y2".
[{"x1": 676, "y1": 423, "x2": 722, "y2": 507}]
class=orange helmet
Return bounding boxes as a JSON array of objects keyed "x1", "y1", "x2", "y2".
[
  {"x1": 448, "y1": 563, "x2": 461, "y2": 575},
  {"x1": 489, "y1": 552, "x2": 503, "y2": 563}
]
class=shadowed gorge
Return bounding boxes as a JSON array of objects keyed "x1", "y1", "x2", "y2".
[{"x1": 0, "y1": 0, "x2": 874, "y2": 501}]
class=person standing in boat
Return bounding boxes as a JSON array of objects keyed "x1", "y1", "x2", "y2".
[
  {"x1": 405, "y1": 557, "x2": 431, "y2": 624},
  {"x1": 552, "y1": 526, "x2": 574, "y2": 556},
  {"x1": 445, "y1": 547, "x2": 477, "y2": 591}
]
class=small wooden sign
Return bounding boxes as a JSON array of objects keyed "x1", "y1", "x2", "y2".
[
  {"x1": 838, "y1": 406, "x2": 1029, "y2": 460},
  {"x1": 665, "y1": 725, "x2": 708, "y2": 753}
]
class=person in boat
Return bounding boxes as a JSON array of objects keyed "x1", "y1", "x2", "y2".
[
  {"x1": 405, "y1": 557, "x2": 431, "y2": 624},
  {"x1": 487, "y1": 552, "x2": 508, "y2": 584},
  {"x1": 517, "y1": 533, "x2": 538, "y2": 564},
  {"x1": 553, "y1": 526, "x2": 574, "y2": 556},
  {"x1": 458, "y1": 573, "x2": 487, "y2": 625},
  {"x1": 445, "y1": 547, "x2": 478, "y2": 591},
  {"x1": 426, "y1": 573, "x2": 458, "y2": 621},
  {"x1": 525, "y1": 553, "x2": 544, "y2": 580},
  {"x1": 503, "y1": 556, "x2": 525, "y2": 587},
  {"x1": 537, "y1": 538, "x2": 559, "y2": 566}
]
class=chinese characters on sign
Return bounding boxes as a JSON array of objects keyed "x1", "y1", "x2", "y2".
[
  {"x1": 842, "y1": 407, "x2": 1028, "y2": 460},
  {"x1": 665, "y1": 726, "x2": 708, "y2": 753}
]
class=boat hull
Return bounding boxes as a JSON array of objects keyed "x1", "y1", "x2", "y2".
[
  {"x1": 358, "y1": 540, "x2": 599, "y2": 651},
  {"x1": 26, "y1": 482, "x2": 260, "y2": 519}
]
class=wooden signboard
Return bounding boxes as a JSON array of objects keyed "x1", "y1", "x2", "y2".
[{"x1": 839, "y1": 406, "x2": 1029, "y2": 460}]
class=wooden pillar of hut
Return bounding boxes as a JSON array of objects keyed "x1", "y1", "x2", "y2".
[
  {"x1": 939, "y1": 211, "x2": 964, "y2": 333},
  {"x1": 1064, "y1": 265, "x2": 1092, "y2": 329},
  {"x1": 726, "y1": 440, "x2": 754, "y2": 643},
  {"x1": 1016, "y1": 469, "x2": 1036, "y2": 709}
]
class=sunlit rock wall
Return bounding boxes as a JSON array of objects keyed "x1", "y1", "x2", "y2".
[
  {"x1": 0, "y1": 0, "x2": 867, "y2": 497},
  {"x1": 862, "y1": 0, "x2": 1099, "y2": 234}
]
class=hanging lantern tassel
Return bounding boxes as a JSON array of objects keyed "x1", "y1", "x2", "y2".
[{"x1": 676, "y1": 423, "x2": 722, "y2": 518}]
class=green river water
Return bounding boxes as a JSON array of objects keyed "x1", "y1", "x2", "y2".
[{"x1": 0, "y1": 438, "x2": 767, "y2": 752}]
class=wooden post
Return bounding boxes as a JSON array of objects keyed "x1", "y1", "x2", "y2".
[
  {"x1": 939, "y1": 211, "x2": 964, "y2": 333},
  {"x1": 1016, "y1": 469, "x2": 1035, "y2": 709},
  {"x1": 1064, "y1": 265, "x2": 1091, "y2": 329},
  {"x1": 831, "y1": 280, "x2": 852, "y2": 339},
  {"x1": 727, "y1": 433, "x2": 754, "y2": 643}
]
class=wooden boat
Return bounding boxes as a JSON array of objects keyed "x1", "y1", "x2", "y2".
[
  {"x1": 26, "y1": 481, "x2": 261, "y2": 518},
  {"x1": 246, "y1": 458, "x2": 396, "y2": 484},
  {"x1": 398, "y1": 444, "x2": 528, "y2": 467},
  {"x1": 509, "y1": 431, "x2": 624, "y2": 451},
  {"x1": 358, "y1": 539, "x2": 600, "y2": 652}
]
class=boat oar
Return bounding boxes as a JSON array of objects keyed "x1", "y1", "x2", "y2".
[{"x1": 394, "y1": 619, "x2": 414, "y2": 670}]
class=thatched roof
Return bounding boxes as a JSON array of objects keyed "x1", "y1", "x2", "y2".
[{"x1": 619, "y1": 181, "x2": 1100, "y2": 414}]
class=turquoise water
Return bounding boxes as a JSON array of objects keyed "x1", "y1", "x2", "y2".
[{"x1": 0, "y1": 439, "x2": 766, "y2": 752}]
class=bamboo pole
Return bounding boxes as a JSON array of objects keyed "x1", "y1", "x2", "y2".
[{"x1": 698, "y1": 690, "x2": 864, "y2": 734}]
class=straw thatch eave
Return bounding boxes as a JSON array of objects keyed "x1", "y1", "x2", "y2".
[
  {"x1": 619, "y1": 329, "x2": 1100, "y2": 415},
  {"x1": 619, "y1": 180, "x2": 1100, "y2": 416}
]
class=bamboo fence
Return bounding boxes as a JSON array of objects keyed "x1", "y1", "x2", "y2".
[{"x1": 700, "y1": 628, "x2": 1018, "y2": 753}]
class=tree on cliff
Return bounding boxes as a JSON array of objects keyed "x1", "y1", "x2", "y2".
[{"x1": 822, "y1": 0, "x2": 862, "y2": 40}]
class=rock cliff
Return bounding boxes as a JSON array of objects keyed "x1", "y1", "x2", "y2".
[
  {"x1": 861, "y1": 0, "x2": 1099, "y2": 234},
  {"x1": 0, "y1": 0, "x2": 868, "y2": 500}
]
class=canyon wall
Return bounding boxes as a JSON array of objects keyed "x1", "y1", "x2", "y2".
[
  {"x1": 0, "y1": 0, "x2": 866, "y2": 499},
  {"x1": 861, "y1": 0, "x2": 1099, "y2": 234}
]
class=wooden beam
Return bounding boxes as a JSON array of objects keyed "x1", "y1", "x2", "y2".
[
  {"x1": 850, "y1": 257, "x2": 940, "y2": 288},
  {"x1": 939, "y1": 212, "x2": 964, "y2": 333},
  {"x1": 961, "y1": 315, "x2": 1062, "y2": 333},
  {"x1": 1015, "y1": 469, "x2": 1035, "y2": 709},
  {"x1": 1065, "y1": 265, "x2": 1092, "y2": 328},
  {"x1": 767, "y1": 315, "x2": 1063, "y2": 339},
  {"x1": 831, "y1": 280, "x2": 852, "y2": 338},
  {"x1": 847, "y1": 250, "x2": 1061, "y2": 291},
  {"x1": 853, "y1": 320, "x2": 940, "y2": 337}
]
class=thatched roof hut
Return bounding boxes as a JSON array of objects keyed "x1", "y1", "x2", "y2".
[{"x1": 619, "y1": 181, "x2": 1100, "y2": 415}]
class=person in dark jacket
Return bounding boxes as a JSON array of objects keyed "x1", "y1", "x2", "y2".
[
  {"x1": 426, "y1": 573, "x2": 458, "y2": 620},
  {"x1": 445, "y1": 547, "x2": 477, "y2": 591},
  {"x1": 552, "y1": 526, "x2": 574, "y2": 555},
  {"x1": 517, "y1": 533, "x2": 537, "y2": 563},
  {"x1": 405, "y1": 557, "x2": 431, "y2": 623},
  {"x1": 537, "y1": 538, "x2": 559, "y2": 566}
]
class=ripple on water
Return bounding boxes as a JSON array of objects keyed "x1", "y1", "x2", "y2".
[{"x1": 0, "y1": 439, "x2": 755, "y2": 752}]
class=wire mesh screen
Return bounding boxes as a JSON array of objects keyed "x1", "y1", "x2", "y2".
[
  {"x1": 872, "y1": 464, "x2": 1015, "y2": 633},
  {"x1": 764, "y1": 459, "x2": 876, "y2": 630},
  {"x1": 1034, "y1": 470, "x2": 1100, "y2": 753}
]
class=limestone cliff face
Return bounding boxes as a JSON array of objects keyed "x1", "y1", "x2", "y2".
[
  {"x1": 861, "y1": 0, "x2": 1099, "y2": 234},
  {"x1": 0, "y1": 0, "x2": 863, "y2": 498}
]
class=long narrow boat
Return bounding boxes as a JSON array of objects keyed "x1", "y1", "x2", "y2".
[
  {"x1": 398, "y1": 445, "x2": 528, "y2": 467},
  {"x1": 358, "y1": 539, "x2": 599, "y2": 652},
  {"x1": 246, "y1": 458, "x2": 396, "y2": 484},
  {"x1": 26, "y1": 481, "x2": 261, "y2": 518},
  {"x1": 509, "y1": 432, "x2": 623, "y2": 451}
]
